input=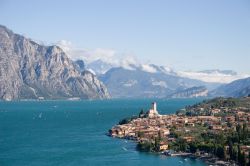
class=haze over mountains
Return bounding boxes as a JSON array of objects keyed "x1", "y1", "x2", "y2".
[
  {"x1": 85, "y1": 59, "x2": 247, "y2": 84},
  {"x1": 57, "y1": 40, "x2": 249, "y2": 85},
  {"x1": 99, "y1": 64, "x2": 250, "y2": 98},
  {"x1": 66, "y1": 48, "x2": 250, "y2": 99},
  {"x1": 0, "y1": 25, "x2": 249, "y2": 100},
  {"x1": 70, "y1": 56, "x2": 249, "y2": 98},
  {"x1": 98, "y1": 65, "x2": 214, "y2": 98},
  {"x1": 211, "y1": 77, "x2": 250, "y2": 97}
]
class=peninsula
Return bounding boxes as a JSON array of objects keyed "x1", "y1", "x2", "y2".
[{"x1": 109, "y1": 97, "x2": 250, "y2": 165}]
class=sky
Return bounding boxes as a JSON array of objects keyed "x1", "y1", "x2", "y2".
[{"x1": 0, "y1": 0, "x2": 250, "y2": 73}]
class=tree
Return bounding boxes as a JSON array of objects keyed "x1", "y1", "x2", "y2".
[
  {"x1": 238, "y1": 151, "x2": 246, "y2": 166},
  {"x1": 232, "y1": 145, "x2": 238, "y2": 161},
  {"x1": 216, "y1": 146, "x2": 225, "y2": 159},
  {"x1": 242, "y1": 153, "x2": 246, "y2": 166},
  {"x1": 139, "y1": 109, "x2": 144, "y2": 118},
  {"x1": 242, "y1": 123, "x2": 247, "y2": 141},
  {"x1": 176, "y1": 138, "x2": 187, "y2": 152},
  {"x1": 248, "y1": 152, "x2": 250, "y2": 166},
  {"x1": 137, "y1": 141, "x2": 153, "y2": 152},
  {"x1": 154, "y1": 137, "x2": 160, "y2": 151},
  {"x1": 137, "y1": 131, "x2": 144, "y2": 137},
  {"x1": 229, "y1": 141, "x2": 233, "y2": 159},
  {"x1": 189, "y1": 142, "x2": 198, "y2": 153}
]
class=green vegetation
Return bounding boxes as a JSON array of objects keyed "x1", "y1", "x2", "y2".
[
  {"x1": 112, "y1": 97, "x2": 250, "y2": 165},
  {"x1": 173, "y1": 97, "x2": 250, "y2": 165},
  {"x1": 137, "y1": 135, "x2": 163, "y2": 152},
  {"x1": 118, "y1": 116, "x2": 138, "y2": 125},
  {"x1": 179, "y1": 97, "x2": 250, "y2": 116},
  {"x1": 139, "y1": 109, "x2": 146, "y2": 118},
  {"x1": 169, "y1": 123, "x2": 250, "y2": 165},
  {"x1": 119, "y1": 109, "x2": 146, "y2": 125}
]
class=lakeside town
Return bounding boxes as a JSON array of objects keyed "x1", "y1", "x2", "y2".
[{"x1": 109, "y1": 97, "x2": 250, "y2": 166}]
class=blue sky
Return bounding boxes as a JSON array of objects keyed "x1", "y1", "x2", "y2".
[{"x1": 0, "y1": 0, "x2": 249, "y2": 73}]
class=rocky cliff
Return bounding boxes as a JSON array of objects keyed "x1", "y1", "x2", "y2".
[
  {"x1": 0, "y1": 25, "x2": 110, "y2": 100},
  {"x1": 168, "y1": 86, "x2": 208, "y2": 98}
]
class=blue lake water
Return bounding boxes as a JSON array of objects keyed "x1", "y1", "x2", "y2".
[{"x1": 0, "y1": 99, "x2": 207, "y2": 166}]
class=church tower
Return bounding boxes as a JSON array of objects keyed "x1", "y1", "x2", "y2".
[
  {"x1": 152, "y1": 102, "x2": 157, "y2": 112},
  {"x1": 147, "y1": 102, "x2": 159, "y2": 118}
]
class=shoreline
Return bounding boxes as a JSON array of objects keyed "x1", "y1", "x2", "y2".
[
  {"x1": 108, "y1": 100, "x2": 250, "y2": 166},
  {"x1": 108, "y1": 133, "x2": 238, "y2": 166}
]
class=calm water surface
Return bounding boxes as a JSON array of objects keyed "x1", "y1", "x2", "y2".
[{"x1": 0, "y1": 99, "x2": 207, "y2": 166}]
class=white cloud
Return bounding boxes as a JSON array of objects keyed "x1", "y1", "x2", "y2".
[
  {"x1": 56, "y1": 40, "x2": 73, "y2": 52},
  {"x1": 56, "y1": 40, "x2": 138, "y2": 69},
  {"x1": 56, "y1": 40, "x2": 249, "y2": 83},
  {"x1": 178, "y1": 71, "x2": 250, "y2": 83},
  {"x1": 120, "y1": 55, "x2": 139, "y2": 70},
  {"x1": 56, "y1": 40, "x2": 118, "y2": 64},
  {"x1": 141, "y1": 64, "x2": 157, "y2": 73}
]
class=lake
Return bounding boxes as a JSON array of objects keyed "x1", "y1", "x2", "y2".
[{"x1": 0, "y1": 99, "x2": 207, "y2": 166}]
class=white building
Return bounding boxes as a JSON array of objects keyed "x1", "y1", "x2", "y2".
[{"x1": 147, "y1": 102, "x2": 159, "y2": 118}]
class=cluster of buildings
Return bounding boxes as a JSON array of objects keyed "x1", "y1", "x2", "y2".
[
  {"x1": 110, "y1": 102, "x2": 170, "y2": 150},
  {"x1": 109, "y1": 101, "x2": 250, "y2": 153}
]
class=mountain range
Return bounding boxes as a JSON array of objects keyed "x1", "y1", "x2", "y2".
[
  {"x1": 211, "y1": 77, "x2": 250, "y2": 97},
  {"x1": 178, "y1": 69, "x2": 247, "y2": 83},
  {"x1": 0, "y1": 25, "x2": 110, "y2": 101},
  {"x1": 0, "y1": 24, "x2": 249, "y2": 100},
  {"x1": 92, "y1": 61, "x2": 249, "y2": 98},
  {"x1": 98, "y1": 65, "x2": 218, "y2": 98}
]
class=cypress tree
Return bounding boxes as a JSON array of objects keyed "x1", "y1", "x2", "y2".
[
  {"x1": 238, "y1": 145, "x2": 241, "y2": 163},
  {"x1": 248, "y1": 152, "x2": 250, "y2": 166},
  {"x1": 139, "y1": 109, "x2": 144, "y2": 118},
  {"x1": 242, "y1": 153, "x2": 246, "y2": 166},
  {"x1": 229, "y1": 141, "x2": 233, "y2": 159}
]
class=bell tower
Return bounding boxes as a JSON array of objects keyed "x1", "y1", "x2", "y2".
[
  {"x1": 147, "y1": 102, "x2": 159, "y2": 118},
  {"x1": 152, "y1": 102, "x2": 157, "y2": 112}
]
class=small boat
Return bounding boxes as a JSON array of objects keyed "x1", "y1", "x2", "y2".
[
  {"x1": 122, "y1": 147, "x2": 128, "y2": 151},
  {"x1": 38, "y1": 113, "x2": 42, "y2": 118}
]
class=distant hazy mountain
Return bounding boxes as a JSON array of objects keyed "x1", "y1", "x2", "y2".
[
  {"x1": 139, "y1": 64, "x2": 176, "y2": 75},
  {"x1": 199, "y1": 69, "x2": 237, "y2": 75},
  {"x1": 0, "y1": 25, "x2": 110, "y2": 101},
  {"x1": 177, "y1": 69, "x2": 248, "y2": 83},
  {"x1": 86, "y1": 59, "x2": 245, "y2": 83},
  {"x1": 99, "y1": 65, "x2": 218, "y2": 98},
  {"x1": 86, "y1": 59, "x2": 114, "y2": 75},
  {"x1": 168, "y1": 86, "x2": 208, "y2": 98},
  {"x1": 211, "y1": 77, "x2": 250, "y2": 97}
]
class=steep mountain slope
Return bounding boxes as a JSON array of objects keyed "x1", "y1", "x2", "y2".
[
  {"x1": 0, "y1": 25, "x2": 110, "y2": 100},
  {"x1": 74, "y1": 59, "x2": 85, "y2": 72},
  {"x1": 211, "y1": 77, "x2": 250, "y2": 97},
  {"x1": 168, "y1": 86, "x2": 208, "y2": 98}
]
